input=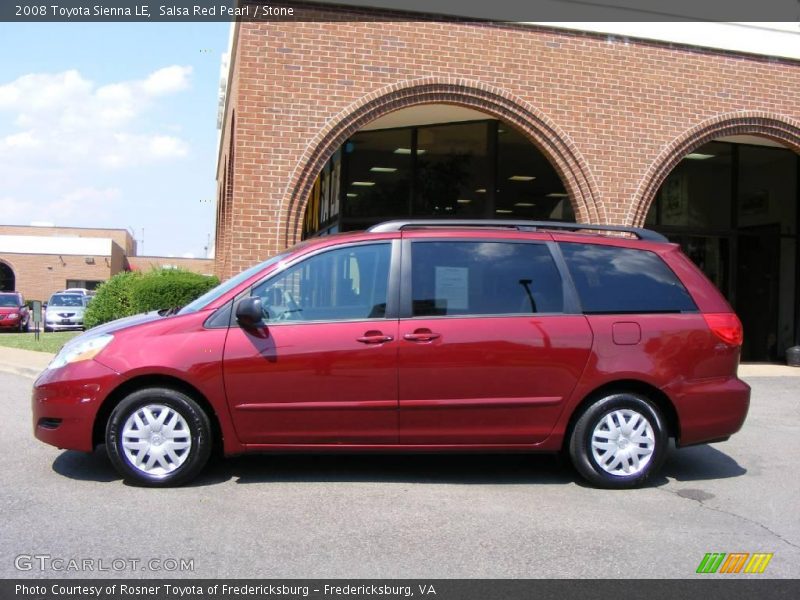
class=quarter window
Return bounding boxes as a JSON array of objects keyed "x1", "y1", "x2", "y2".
[
  {"x1": 560, "y1": 243, "x2": 697, "y2": 314},
  {"x1": 252, "y1": 243, "x2": 391, "y2": 323},
  {"x1": 410, "y1": 241, "x2": 563, "y2": 316}
]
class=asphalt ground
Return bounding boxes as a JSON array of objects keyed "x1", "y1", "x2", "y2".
[{"x1": 1, "y1": 371, "x2": 798, "y2": 579}]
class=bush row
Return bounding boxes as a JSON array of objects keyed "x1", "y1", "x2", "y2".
[{"x1": 84, "y1": 269, "x2": 219, "y2": 329}]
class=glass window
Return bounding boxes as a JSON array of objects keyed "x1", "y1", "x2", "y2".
[
  {"x1": 651, "y1": 141, "x2": 732, "y2": 229},
  {"x1": 411, "y1": 241, "x2": 563, "y2": 317},
  {"x1": 343, "y1": 129, "x2": 412, "y2": 218},
  {"x1": 561, "y1": 243, "x2": 697, "y2": 314},
  {"x1": 496, "y1": 126, "x2": 572, "y2": 221},
  {"x1": 737, "y1": 145, "x2": 797, "y2": 235},
  {"x1": 415, "y1": 122, "x2": 491, "y2": 217},
  {"x1": 253, "y1": 244, "x2": 391, "y2": 323}
]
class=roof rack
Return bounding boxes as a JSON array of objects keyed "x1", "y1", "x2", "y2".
[{"x1": 367, "y1": 220, "x2": 669, "y2": 242}]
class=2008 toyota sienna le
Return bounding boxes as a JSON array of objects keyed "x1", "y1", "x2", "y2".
[{"x1": 32, "y1": 220, "x2": 750, "y2": 488}]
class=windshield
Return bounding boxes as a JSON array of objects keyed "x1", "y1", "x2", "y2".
[
  {"x1": 49, "y1": 294, "x2": 84, "y2": 307},
  {"x1": 0, "y1": 295, "x2": 20, "y2": 307},
  {"x1": 178, "y1": 251, "x2": 292, "y2": 315}
]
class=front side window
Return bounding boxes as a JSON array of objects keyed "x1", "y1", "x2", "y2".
[
  {"x1": 252, "y1": 243, "x2": 391, "y2": 323},
  {"x1": 410, "y1": 241, "x2": 563, "y2": 317},
  {"x1": 561, "y1": 243, "x2": 697, "y2": 314}
]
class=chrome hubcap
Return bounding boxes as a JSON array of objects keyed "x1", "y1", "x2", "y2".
[
  {"x1": 121, "y1": 404, "x2": 192, "y2": 477},
  {"x1": 591, "y1": 409, "x2": 655, "y2": 476}
]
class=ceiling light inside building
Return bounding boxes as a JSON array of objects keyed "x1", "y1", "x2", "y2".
[
  {"x1": 351, "y1": 181, "x2": 376, "y2": 187},
  {"x1": 393, "y1": 148, "x2": 426, "y2": 155},
  {"x1": 514, "y1": 202, "x2": 535, "y2": 207},
  {"x1": 546, "y1": 192, "x2": 568, "y2": 198},
  {"x1": 475, "y1": 188, "x2": 486, "y2": 193},
  {"x1": 457, "y1": 199, "x2": 472, "y2": 204},
  {"x1": 370, "y1": 167, "x2": 397, "y2": 173},
  {"x1": 509, "y1": 175, "x2": 536, "y2": 181},
  {"x1": 495, "y1": 209, "x2": 513, "y2": 214},
  {"x1": 685, "y1": 153, "x2": 715, "y2": 160},
  {"x1": 346, "y1": 193, "x2": 358, "y2": 198}
]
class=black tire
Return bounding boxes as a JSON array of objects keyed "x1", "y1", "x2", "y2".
[
  {"x1": 569, "y1": 392, "x2": 668, "y2": 489},
  {"x1": 105, "y1": 387, "x2": 212, "y2": 487}
]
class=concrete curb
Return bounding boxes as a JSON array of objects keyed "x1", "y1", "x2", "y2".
[{"x1": 0, "y1": 364, "x2": 42, "y2": 379}]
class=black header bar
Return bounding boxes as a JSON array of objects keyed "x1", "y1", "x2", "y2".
[{"x1": 2, "y1": 0, "x2": 799, "y2": 22}]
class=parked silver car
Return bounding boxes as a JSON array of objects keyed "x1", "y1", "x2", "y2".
[{"x1": 44, "y1": 293, "x2": 86, "y2": 332}]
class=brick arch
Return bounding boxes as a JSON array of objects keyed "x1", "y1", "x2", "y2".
[
  {"x1": 0, "y1": 258, "x2": 16, "y2": 292},
  {"x1": 629, "y1": 111, "x2": 800, "y2": 227},
  {"x1": 280, "y1": 77, "x2": 603, "y2": 246}
]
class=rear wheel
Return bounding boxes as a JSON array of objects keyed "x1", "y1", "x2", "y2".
[
  {"x1": 105, "y1": 387, "x2": 212, "y2": 487},
  {"x1": 569, "y1": 392, "x2": 668, "y2": 488}
]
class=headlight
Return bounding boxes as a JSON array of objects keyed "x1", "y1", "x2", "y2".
[
  {"x1": 8, "y1": 313, "x2": 18, "y2": 319},
  {"x1": 48, "y1": 334, "x2": 114, "y2": 370}
]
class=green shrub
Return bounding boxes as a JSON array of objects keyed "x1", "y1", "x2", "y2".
[
  {"x1": 84, "y1": 269, "x2": 219, "y2": 329},
  {"x1": 83, "y1": 271, "x2": 141, "y2": 329},
  {"x1": 132, "y1": 269, "x2": 219, "y2": 314}
]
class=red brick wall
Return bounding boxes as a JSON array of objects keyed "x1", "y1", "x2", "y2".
[
  {"x1": 0, "y1": 253, "x2": 113, "y2": 303},
  {"x1": 215, "y1": 10, "x2": 800, "y2": 278}
]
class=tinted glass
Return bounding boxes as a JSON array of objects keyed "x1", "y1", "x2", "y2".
[
  {"x1": 561, "y1": 243, "x2": 697, "y2": 313},
  {"x1": 411, "y1": 242, "x2": 563, "y2": 316},
  {"x1": 344, "y1": 129, "x2": 412, "y2": 218},
  {"x1": 496, "y1": 126, "x2": 573, "y2": 221},
  {"x1": 253, "y1": 243, "x2": 391, "y2": 323},
  {"x1": 179, "y1": 251, "x2": 292, "y2": 315},
  {"x1": 415, "y1": 122, "x2": 491, "y2": 217},
  {"x1": 0, "y1": 294, "x2": 20, "y2": 307},
  {"x1": 647, "y1": 141, "x2": 732, "y2": 229},
  {"x1": 48, "y1": 294, "x2": 84, "y2": 307}
]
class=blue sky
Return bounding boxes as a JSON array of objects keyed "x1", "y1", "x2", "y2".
[{"x1": 0, "y1": 22, "x2": 230, "y2": 258}]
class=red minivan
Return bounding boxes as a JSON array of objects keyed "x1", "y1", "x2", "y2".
[{"x1": 32, "y1": 220, "x2": 750, "y2": 488}]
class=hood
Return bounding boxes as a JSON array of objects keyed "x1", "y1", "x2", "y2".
[{"x1": 78, "y1": 310, "x2": 165, "y2": 339}]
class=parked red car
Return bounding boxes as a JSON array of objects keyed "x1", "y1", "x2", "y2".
[
  {"x1": 32, "y1": 220, "x2": 750, "y2": 488},
  {"x1": 0, "y1": 292, "x2": 30, "y2": 332}
]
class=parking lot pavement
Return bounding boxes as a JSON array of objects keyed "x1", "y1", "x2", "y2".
[{"x1": 2, "y1": 371, "x2": 798, "y2": 579}]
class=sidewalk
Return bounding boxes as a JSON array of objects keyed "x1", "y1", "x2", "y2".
[
  {"x1": 0, "y1": 346, "x2": 53, "y2": 379},
  {"x1": 0, "y1": 345, "x2": 797, "y2": 380}
]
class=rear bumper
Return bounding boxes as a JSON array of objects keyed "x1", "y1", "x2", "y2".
[
  {"x1": 32, "y1": 360, "x2": 120, "y2": 452},
  {"x1": 666, "y1": 376, "x2": 751, "y2": 447}
]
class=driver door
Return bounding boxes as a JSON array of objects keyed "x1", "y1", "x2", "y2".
[{"x1": 222, "y1": 241, "x2": 400, "y2": 445}]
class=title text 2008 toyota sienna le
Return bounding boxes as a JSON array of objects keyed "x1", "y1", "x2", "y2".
[{"x1": 33, "y1": 220, "x2": 750, "y2": 488}]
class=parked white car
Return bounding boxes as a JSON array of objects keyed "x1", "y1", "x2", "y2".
[{"x1": 44, "y1": 293, "x2": 87, "y2": 332}]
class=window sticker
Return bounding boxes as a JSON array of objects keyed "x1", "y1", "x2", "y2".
[{"x1": 435, "y1": 266, "x2": 469, "y2": 311}]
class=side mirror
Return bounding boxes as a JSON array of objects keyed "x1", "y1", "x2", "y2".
[{"x1": 235, "y1": 297, "x2": 264, "y2": 328}]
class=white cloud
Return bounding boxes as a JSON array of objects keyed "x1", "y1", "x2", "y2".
[
  {"x1": 0, "y1": 65, "x2": 193, "y2": 169},
  {"x1": 141, "y1": 65, "x2": 192, "y2": 96},
  {"x1": 0, "y1": 187, "x2": 121, "y2": 223}
]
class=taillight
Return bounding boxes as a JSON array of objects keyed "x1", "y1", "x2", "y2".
[{"x1": 703, "y1": 313, "x2": 743, "y2": 346}]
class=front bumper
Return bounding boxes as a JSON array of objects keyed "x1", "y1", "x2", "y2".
[
  {"x1": 45, "y1": 321, "x2": 84, "y2": 331},
  {"x1": 0, "y1": 316, "x2": 22, "y2": 329},
  {"x1": 32, "y1": 360, "x2": 120, "y2": 452},
  {"x1": 667, "y1": 376, "x2": 751, "y2": 447}
]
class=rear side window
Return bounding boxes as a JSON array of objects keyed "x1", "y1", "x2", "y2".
[
  {"x1": 411, "y1": 241, "x2": 563, "y2": 316},
  {"x1": 560, "y1": 243, "x2": 697, "y2": 314}
]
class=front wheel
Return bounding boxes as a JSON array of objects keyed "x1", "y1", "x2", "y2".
[
  {"x1": 569, "y1": 392, "x2": 668, "y2": 489},
  {"x1": 105, "y1": 387, "x2": 212, "y2": 487}
]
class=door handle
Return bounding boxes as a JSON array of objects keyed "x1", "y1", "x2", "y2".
[
  {"x1": 403, "y1": 329, "x2": 441, "y2": 342},
  {"x1": 356, "y1": 331, "x2": 394, "y2": 344}
]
